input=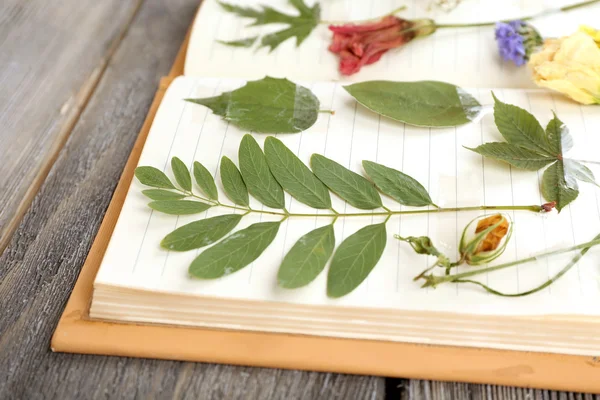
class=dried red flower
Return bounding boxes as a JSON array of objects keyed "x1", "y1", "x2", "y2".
[{"x1": 328, "y1": 16, "x2": 426, "y2": 76}]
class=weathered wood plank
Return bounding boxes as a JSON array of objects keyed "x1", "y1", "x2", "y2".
[
  {"x1": 0, "y1": 0, "x2": 142, "y2": 252},
  {"x1": 0, "y1": 0, "x2": 385, "y2": 398}
]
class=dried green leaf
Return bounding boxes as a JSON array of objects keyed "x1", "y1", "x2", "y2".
[
  {"x1": 141, "y1": 189, "x2": 186, "y2": 201},
  {"x1": 564, "y1": 160, "x2": 598, "y2": 187},
  {"x1": 220, "y1": 156, "x2": 249, "y2": 207},
  {"x1": 161, "y1": 214, "x2": 243, "y2": 251},
  {"x1": 327, "y1": 223, "x2": 387, "y2": 298},
  {"x1": 186, "y1": 76, "x2": 320, "y2": 134},
  {"x1": 193, "y1": 161, "x2": 219, "y2": 200},
  {"x1": 217, "y1": 36, "x2": 258, "y2": 48},
  {"x1": 135, "y1": 166, "x2": 176, "y2": 190},
  {"x1": 239, "y1": 134, "x2": 285, "y2": 209},
  {"x1": 189, "y1": 221, "x2": 281, "y2": 279},
  {"x1": 344, "y1": 81, "x2": 482, "y2": 128},
  {"x1": 542, "y1": 161, "x2": 578, "y2": 212},
  {"x1": 492, "y1": 93, "x2": 552, "y2": 155},
  {"x1": 264, "y1": 137, "x2": 331, "y2": 209},
  {"x1": 546, "y1": 112, "x2": 573, "y2": 155},
  {"x1": 171, "y1": 157, "x2": 192, "y2": 191},
  {"x1": 396, "y1": 235, "x2": 442, "y2": 257},
  {"x1": 467, "y1": 142, "x2": 556, "y2": 171},
  {"x1": 310, "y1": 154, "x2": 382, "y2": 210},
  {"x1": 217, "y1": 0, "x2": 320, "y2": 52},
  {"x1": 278, "y1": 224, "x2": 335, "y2": 289},
  {"x1": 148, "y1": 200, "x2": 212, "y2": 215},
  {"x1": 362, "y1": 160, "x2": 434, "y2": 207}
]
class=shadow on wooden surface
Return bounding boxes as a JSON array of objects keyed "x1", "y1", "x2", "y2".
[{"x1": 0, "y1": 0, "x2": 597, "y2": 398}]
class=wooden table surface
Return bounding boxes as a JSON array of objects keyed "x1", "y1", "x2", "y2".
[{"x1": 0, "y1": 0, "x2": 598, "y2": 398}]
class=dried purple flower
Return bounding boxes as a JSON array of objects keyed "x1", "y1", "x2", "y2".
[{"x1": 495, "y1": 20, "x2": 543, "y2": 66}]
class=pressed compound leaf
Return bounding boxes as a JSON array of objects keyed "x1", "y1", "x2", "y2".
[
  {"x1": 193, "y1": 161, "x2": 219, "y2": 200},
  {"x1": 467, "y1": 142, "x2": 556, "y2": 171},
  {"x1": 239, "y1": 134, "x2": 285, "y2": 209},
  {"x1": 344, "y1": 81, "x2": 482, "y2": 128},
  {"x1": 135, "y1": 166, "x2": 176, "y2": 190},
  {"x1": 220, "y1": 156, "x2": 249, "y2": 207},
  {"x1": 148, "y1": 200, "x2": 212, "y2": 215},
  {"x1": 492, "y1": 93, "x2": 552, "y2": 155},
  {"x1": 278, "y1": 224, "x2": 335, "y2": 289},
  {"x1": 546, "y1": 112, "x2": 573, "y2": 155},
  {"x1": 185, "y1": 77, "x2": 320, "y2": 133},
  {"x1": 264, "y1": 136, "x2": 331, "y2": 209},
  {"x1": 327, "y1": 223, "x2": 387, "y2": 298},
  {"x1": 189, "y1": 221, "x2": 281, "y2": 279},
  {"x1": 310, "y1": 154, "x2": 382, "y2": 210},
  {"x1": 542, "y1": 161, "x2": 578, "y2": 212},
  {"x1": 142, "y1": 189, "x2": 186, "y2": 201},
  {"x1": 171, "y1": 157, "x2": 192, "y2": 191},
  {"x1": 161, "y1": 214, "x2": 243, "y2": 251},
  {"x1": 362, "y1": 160, "x2": 434, "y2": 207}
]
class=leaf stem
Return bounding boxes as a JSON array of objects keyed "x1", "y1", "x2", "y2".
[
  {"x1": 319, "y1": 5, "x2": 407, "y2": 25},
  {"x1": 434, "y1": 0, "x2": 600, "y2": 29},
  {"x1": 421, "y1": 237, "x2": 600, "y2": 288}
]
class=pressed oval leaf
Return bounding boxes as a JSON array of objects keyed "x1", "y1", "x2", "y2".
[
  {"x1": 264, "y1": 137, "x2": 332, "y2": 209},
  {"x1": 193, "y1": 161, "x2": 219, "y2": 200},
  {"x1": 220, "y1": 156, "x2": 250, "y2": 207},
  {"x1": 185, "y1": 77, "x2": 320, "y2": 133},
  {"x1": 542, "y1": 161, "x2": 578, "y2": 212},
  {"x1": 362, "y1": 160, "x2": 434, "y2": 207},
  {"x1": 189, "y1": 221, "x2": 281, "y2": 279},
  {"x1": 344, "y1": 80, "x2": 482, "y2": 128},
  {"x1": 142, "y1": 189, "x2": 186, "y2": 201},
  {"x1": 161, "y1": 214, "x2": 243, "y2": 251},
  {"x1": 278, "y1": 224, "x2": 335, "y2": 289},
  {"x1": 135, "y1": 166, "x2": 176, "y2": 189},
  {"x1": 546, "y1": 112, "x2": 573, "y2": 155},
  {"x1": 171, "y1": 157, "x2": 192, "y2": 191},
  {"x1": 467, "y1": 142, "x2": 556, "y2": 171},
  {"x1": 239, "y1": 134, "x2": 285, "y2": 209},
  {"x1": 327, "y1": 223, "x2": 387, "y2": 298},
  {"x1": 492, "y1": 93, "x2": 552, "y2": 155},
  {"x1": 310, "y1": 154, "x2": 382, "y2": 210},
  {"x1": 148, "y1": 200, "x2": 212, "y2": 215}
]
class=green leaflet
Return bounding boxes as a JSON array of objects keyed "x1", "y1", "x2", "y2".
[
  {"x1": 310, "y1": 154, "x2": 382, "y2": 210},
  {"x1": 467, "y1": 142, "x2": 556, "y2": 171},
  {"x1": 327, "y1": 223, "x2": 387, "y2": 298},
  {"x1": 220, "y1": 156, "x2": 249, "y2": 207},
  {"x1": 564, "y1": 160, "x2": 597, "y2": 187},
  {"x1": 239, "y1": 134, "x2": 285, "y2": 209},
  {"x1": 161, "y1": 214, "x2": 242, "y2": 251},
  {"x1": 542, "y1": 162, "x2": 579, "y2": 212},
  {"x1": 189, "y1": 221, "x2": 281, "y2": 279},
  {"x1": 343, "y1": 81, "x2": 482, "y2": 128},
  {"x1": 171, "y1": 157, "x2": 192, "y2": 192},
  {"x1": 135, "y1": 166, "x2": 176, "y2": 190},
  {"x1": 217, "y1": 0, "x2": 320, "y2": 52},
  {"x1": 264, "y1": 137, "x2": 332, "y2": 209},
  {"x1": 546, "y1": 112, "x2": 573, "y2": 155},
  {"x1": 278, "y1": 224, "x2": 335, "y2": 288},
  {"x1": 141, "y1": 189, "x2": 186, "y2": 201},
  {"x1": 185, "y1": 77, "x2": 320, "y2": 134},
  {"x1": 362, "y1": 160, "x2": 434, "y2": 207},
  {"x1": 193, "y1": 161, "x2": 219, "y2": 200},
  {"x1": 492, "y1": 93, "x2": 552, "y2": 155},
  {"x1": 148, "y1": 200, "x2": 212, "y2": 215},
  {"x1": 217, "y1": 37, "x2": 258, "y2": 48}
]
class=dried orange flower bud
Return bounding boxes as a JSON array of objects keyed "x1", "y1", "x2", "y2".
[{"x1": 459, "y1": 213, "x2": 512, "y2": 266}]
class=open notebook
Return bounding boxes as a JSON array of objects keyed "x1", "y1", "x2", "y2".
[{"x1": 91, "y1": 76, "x2": 600, "y2": 356}]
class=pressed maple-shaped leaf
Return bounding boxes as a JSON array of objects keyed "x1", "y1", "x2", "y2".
[
  {"x1": 217, "y1": 0, "x2": 321, "y2": 52},
  {"x1": 469, "y1": 96, "x2": 598, "y2": 212}
]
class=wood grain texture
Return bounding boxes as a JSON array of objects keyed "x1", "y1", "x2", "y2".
[
  {"x1": 0, "y1": 0, "x2": 597, "y2": 399},
  {"x1": 0, "y1": 0, "x2": 142, "y2": 252}
]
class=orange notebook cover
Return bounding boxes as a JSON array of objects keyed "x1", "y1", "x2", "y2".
[{"x1": 52, "y1": 18, "x2": 600, "y2": 395}]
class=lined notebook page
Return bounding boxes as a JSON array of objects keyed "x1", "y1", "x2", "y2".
[
  {"x1": 95, "y1": 76, "x2": 600, "y2": 316},
  {"x1": 184, "y1": 0, "x2": 600, "y2": 87}
]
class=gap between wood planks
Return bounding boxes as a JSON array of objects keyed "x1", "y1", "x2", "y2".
[{"x1": 0, "y1": 0, "x2": 146, "y2": 255}]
